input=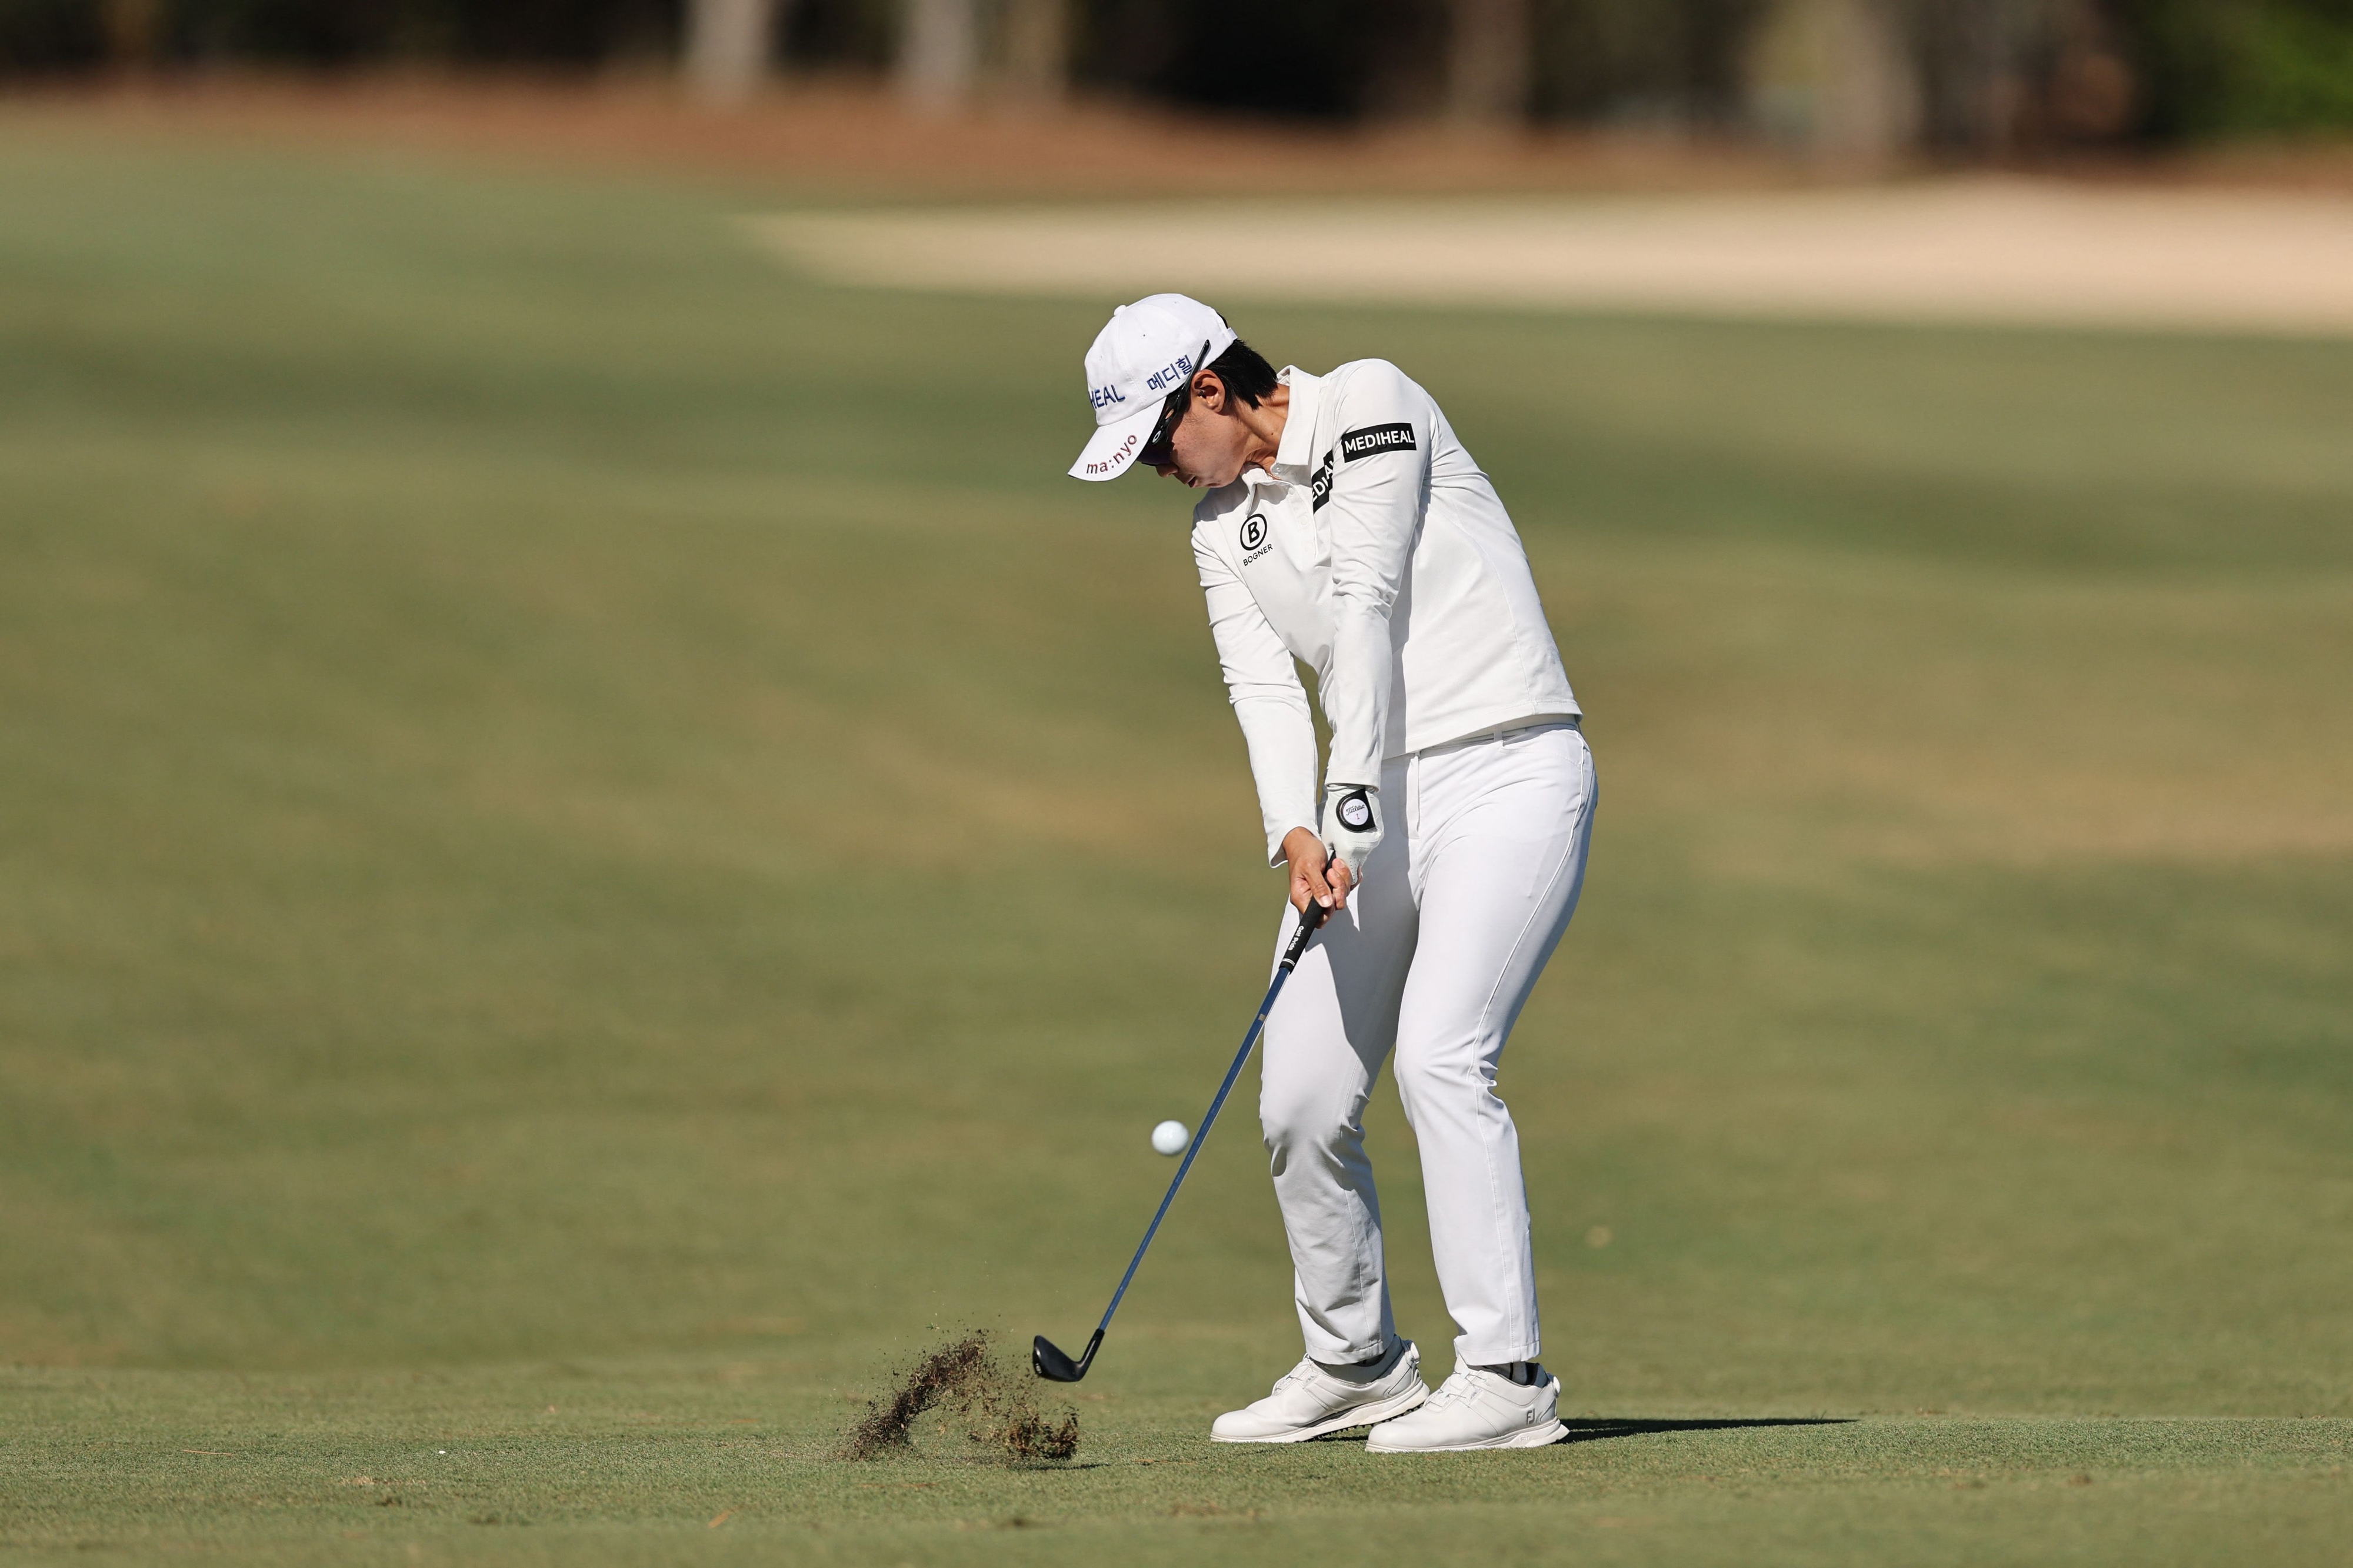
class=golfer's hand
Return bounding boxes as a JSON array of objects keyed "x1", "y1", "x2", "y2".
[
  {"x1": 1281, "y1": 826, "x2": 1354, "y2": 914},
  {"x1": 1319, "y1": 784, "x2": 1382, "y2": 895}
]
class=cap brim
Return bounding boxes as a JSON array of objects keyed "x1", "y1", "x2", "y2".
[{"x1": 1068, "y1": 402, "x2": 1161, "y2": 482}]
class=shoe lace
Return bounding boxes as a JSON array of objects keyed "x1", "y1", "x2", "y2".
[
  {"x1": 1425, "y1": 1372, "x2": 1479, "y2": 1410},
  {"x1": 1269, "y1": 1359, "x2": 1316, "y2": 1395}
]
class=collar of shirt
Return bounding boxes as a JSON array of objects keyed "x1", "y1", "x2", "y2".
[{"x1": 1267, "y1": 366, "x2": 1324, "y2": 485}]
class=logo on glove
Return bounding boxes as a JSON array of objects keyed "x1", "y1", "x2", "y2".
[{"x1": 1336, "y1": 790, "x2": 1374, "y2": 832}]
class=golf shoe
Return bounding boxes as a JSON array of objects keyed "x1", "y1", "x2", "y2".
[
  {"x1": 1209, "y1": 1339, "x2": 1429, "y2": 1443},
  {"x1": 1365, "y1": 1359, "x2": 1566, "y2": 1452}
]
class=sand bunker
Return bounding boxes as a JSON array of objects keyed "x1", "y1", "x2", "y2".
[{"x1": 752, "y1": 178, "x2": 2353, "y2": 338}]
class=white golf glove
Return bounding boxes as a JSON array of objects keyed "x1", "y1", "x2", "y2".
[{"x1": 1320, "y1": 783, "x2": 1384, "y2": 887}]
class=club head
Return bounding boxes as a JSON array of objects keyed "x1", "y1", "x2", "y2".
[{"x1": 1032, "y1": 1330, "x2": 1098, "y2": 1383}]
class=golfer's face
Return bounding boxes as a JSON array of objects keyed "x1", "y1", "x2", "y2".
[{"x1": 1152, "y1": 401, "x2": 1248, "y2": 490}]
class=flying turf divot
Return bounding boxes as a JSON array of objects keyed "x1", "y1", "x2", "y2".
[{"x1": 841, "y1": 1331, "x2": 1081, "y2": 1463}]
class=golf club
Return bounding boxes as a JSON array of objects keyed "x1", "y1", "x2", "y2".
[{"x1": 1034, "y1": 899, "x2": 1332, "y2": 1382}]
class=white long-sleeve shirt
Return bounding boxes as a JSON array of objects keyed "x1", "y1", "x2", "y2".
[{"x1": 1192, "y1": 361, "x2": 1580, "y2": 863}]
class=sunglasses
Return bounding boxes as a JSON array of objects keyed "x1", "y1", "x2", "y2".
[{"x1": 1137, "y1": 341, "x2": 1212, "y2": 469}]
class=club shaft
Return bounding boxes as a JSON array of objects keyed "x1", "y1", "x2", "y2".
[{"x1": 1091, "y1": 909, "x2": 1324, "y2": 1339}]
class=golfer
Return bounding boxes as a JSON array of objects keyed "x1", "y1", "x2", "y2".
[{"x1": 1069, "y1": 295, "x2": 1595, "y2": 1452}]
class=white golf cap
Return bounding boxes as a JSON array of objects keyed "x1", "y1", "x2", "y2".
[{"x1": 1068, "y1": 293, "x2": 1237, "y2": 482}]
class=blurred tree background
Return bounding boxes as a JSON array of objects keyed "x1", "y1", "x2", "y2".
[{"x1": 1, "y1": 0, "x2": 2350, "y2": 151}]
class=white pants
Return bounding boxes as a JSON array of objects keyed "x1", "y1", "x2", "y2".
[{"x1": 1261, "y1": 721, "x2": 1594, "y2": 1369}]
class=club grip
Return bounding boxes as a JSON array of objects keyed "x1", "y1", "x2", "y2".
[{"x1": 1281, "y1": 899, "x2": 1331, "y2": 967}]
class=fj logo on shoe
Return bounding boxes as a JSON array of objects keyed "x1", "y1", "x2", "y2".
[
  {"x1": 1337, "y1": 790, "x2": 1373, "y2": 832},
  {"x1": 1340, "y1": 423, "x2": 1417, "y2": 460},
  {"x1": 1239, "y1": 512, "x2": 1268, "y2": 552}
]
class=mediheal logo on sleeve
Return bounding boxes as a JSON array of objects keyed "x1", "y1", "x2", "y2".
[{"x1": 1339, "y1": 423, "x2": 1417, "y2": 460}]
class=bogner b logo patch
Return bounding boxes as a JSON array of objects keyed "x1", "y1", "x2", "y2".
[
  {"x1": 1340, "y1": 423, "x2": 1417, "y2": 460},
  {"x1": 1239, "y1": 511, "x2": 1274, "y2": 565}
]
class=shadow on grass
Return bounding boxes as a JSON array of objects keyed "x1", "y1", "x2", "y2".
[
  {"x1": 1308, "y1": 1416, "x2": 1854, "y2": 1445},
  {"x1": 1559, "y1": 1417, "x2": 1854, "y2": 1446}
]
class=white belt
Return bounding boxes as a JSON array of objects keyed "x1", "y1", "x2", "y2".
[{"x1": 1406, "y1": 715, "x2": 1581, "y2": 761}]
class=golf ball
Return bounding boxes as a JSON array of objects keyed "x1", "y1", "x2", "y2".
[{"x1": 1151, "y1": 1119, "x2": 1190, "y2": 1156}]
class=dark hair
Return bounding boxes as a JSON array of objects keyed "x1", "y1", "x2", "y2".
[{"x1": 1205, "y1": 338, "x2": 1279, "y2": 408}]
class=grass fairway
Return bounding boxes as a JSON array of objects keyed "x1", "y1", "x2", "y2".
[{"x1": 2, "y1": 116, "x2": 2350, "y2": 1563}]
